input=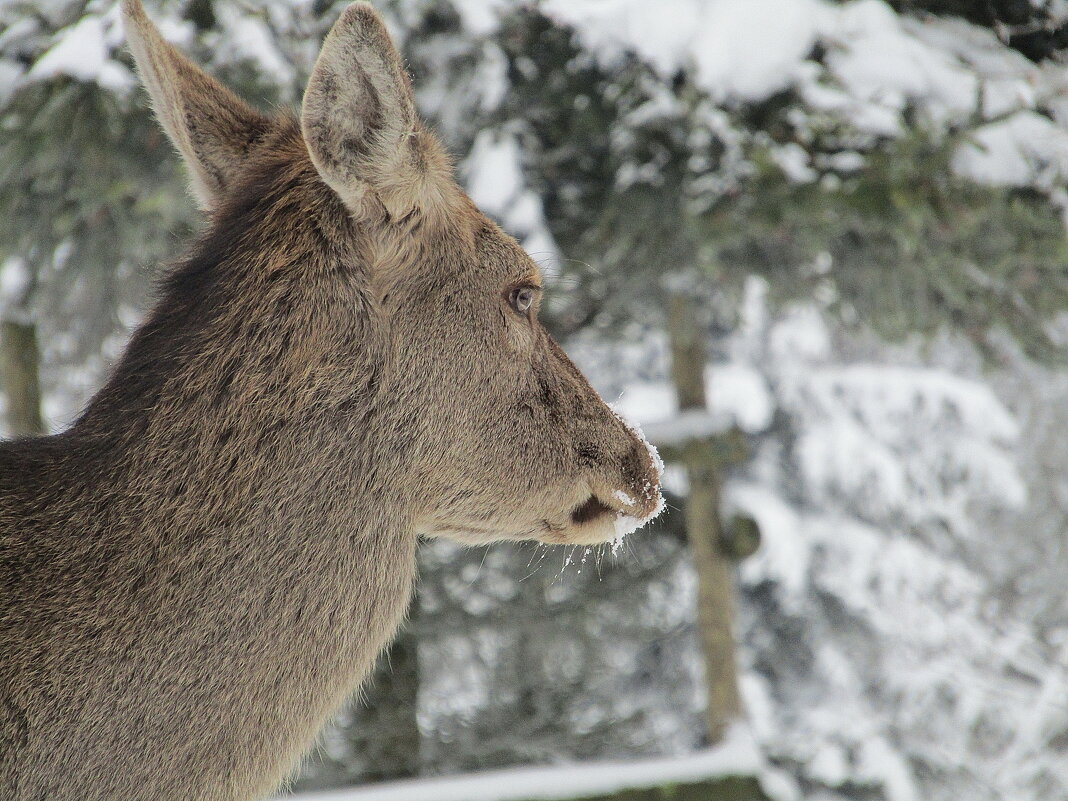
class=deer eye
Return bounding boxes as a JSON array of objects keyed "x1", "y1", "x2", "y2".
[{"x1": 508, "y1": 286, "x2": 536, "y2": 316}]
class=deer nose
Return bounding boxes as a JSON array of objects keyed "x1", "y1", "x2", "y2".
[{"x1": 617, "y1": 441, "x2": 662, "y2": 518}]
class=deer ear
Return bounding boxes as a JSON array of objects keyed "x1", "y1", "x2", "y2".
[
  {"x1": 301, "y1": 2, "x2": 455, "y2": 221},
  {"x1": 121, "y1": 0, "x2": 270, "y2": 210}
]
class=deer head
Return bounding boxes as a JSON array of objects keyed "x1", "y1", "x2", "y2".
[{"x1": 121, "y1": 0, "x2": 663, "y2": 548}]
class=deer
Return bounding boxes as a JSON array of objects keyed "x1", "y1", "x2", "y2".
[{"x1": 0, "y1": 2, "x2": 663, "y2": 799}]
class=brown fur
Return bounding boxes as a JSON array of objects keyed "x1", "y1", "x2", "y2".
[{"x1": 0, "y1": 3, "x2": 662, "y2": 800}]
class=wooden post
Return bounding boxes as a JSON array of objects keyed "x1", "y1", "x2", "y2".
[
  {"x1": 667, "y1": 292, "x2": 743, "y2": 744},
  {"x1": 0, "y1": 319, "x2": 44, "y2": 437}
]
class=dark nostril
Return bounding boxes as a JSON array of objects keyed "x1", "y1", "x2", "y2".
[{"x1": 571, "y1": 496, "x2": 614, "y2": 524}]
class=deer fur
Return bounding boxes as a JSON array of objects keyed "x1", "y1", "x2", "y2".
[{"x1": 0, "y1": 3, "x2": 663, "y2": 800}]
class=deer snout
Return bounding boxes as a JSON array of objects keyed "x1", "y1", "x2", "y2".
[
  {"x1": 615, "y1": 439, "x2": 663, "y2": 518},
  {"x1": 562, "y1": 429, "x2": 664, "y2": 546}
]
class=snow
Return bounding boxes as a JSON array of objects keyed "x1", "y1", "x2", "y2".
[
  {"x1": 758, "y1": 768, "x2": 802, "y2": 801},
  {"x1": 541, "y1": 0, "x2": 697, "y2": 77},
  {"x1": 464, "y1": 131, "x2": 561, "y2": 270},
  {"x1": 29, "y1": 14, "x2": 133, "y2": 91},
  {"x1": 768, "y1": 305, "x2": 832, "y2": 364},
  {"x1": 782, "y1": 363, "x2": 1027, "y2": 525},
  {"x1": 706, "y1": 364, "x2": 773, "y2": 433},
  {"x1": 286, "y1": 730, "x2": 763, "y2": 801},
  {"x1": 694, "y1": 0, "x2": 827, "y2": 103},
  {"x1": 0, "y1": 257, "x2": 31, "y2": 308},
  {"x1": 856, "y1": 738, "x2": 919, "y2": 801},
  {"x1": 542, "y1": 0, "x2": 829, "y2": 103},
  {"x1": 533, "y1": 0, "x2": 1068, "y2": 191},
  {"x1": 610, "y1": 382, "x2": 675, "y2": 425},
  {"x1": 0, "y1": 17, "x2": 39, "y2": 53},
  {"x1": 730, "y1": 483, "x2": 807, "y2": 603},
  {"x1": 0, "y1": 59, "x2": 23, "y2": 106},
  {"x1": 771, "y1": 142, "x2": 817, "y2": 183},
  {"x1": 612, "y1": 364, "x2": 773, "y2": 438},
  {"x1": 807, "y1": 742, "x2": 850, "y2": 787},
  {"x1": 452, "y1": 0, "x2": 511, "y2": 37},
  {"x1": 953, "y1": 110, "x2": 1068, "y2": 189},
  {"x1": 214, "y1": 8, "x2": 295, "y2": 88},
  {"x1": 640, "y1": 409, "x2": 733, "y2": 448},
  {"x1": 712, "y1": 289, "x2": 1053, "y2": 801},
  {"x1": 827, "y1": 0, "x2": 979, "y2": 131},
  {"x1": 540, "y1": 0, "x2": 978, "y2": 124},
  {"x1": 472, "y1": 42, "x2": 509, "y2": 112}
]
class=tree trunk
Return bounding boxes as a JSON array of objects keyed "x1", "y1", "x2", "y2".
[
  {"x1": 0, "y1": 319, "x2": 44, "y2": 437},
  {"x1": 666, "y1": 292, "x2": 743, "y2": 744}
]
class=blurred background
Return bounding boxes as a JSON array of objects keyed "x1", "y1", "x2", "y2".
[{"x1": 4, "y1": 0, "x2": 1068, "y2": 799}]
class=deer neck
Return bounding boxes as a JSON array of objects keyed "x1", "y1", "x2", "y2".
[
  {"x1": 46, "y1": 332, "x2": 422, "y2": 796},
  {"x1": 45, "y1": 419, "x2": 420, "y2": 798}
]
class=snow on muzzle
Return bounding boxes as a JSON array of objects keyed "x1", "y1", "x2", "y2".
[{"x1": 605, "y1": 403, "x2": 666, "y2": 552}]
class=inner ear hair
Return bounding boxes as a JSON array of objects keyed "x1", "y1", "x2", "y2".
[{"x1": 301, "y1": 2, "x2": 457, "y2": 223}]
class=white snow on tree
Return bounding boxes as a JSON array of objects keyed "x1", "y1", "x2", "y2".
[{"x1": 730, "y1": 281, "x2": 1065, "y2": 801}]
